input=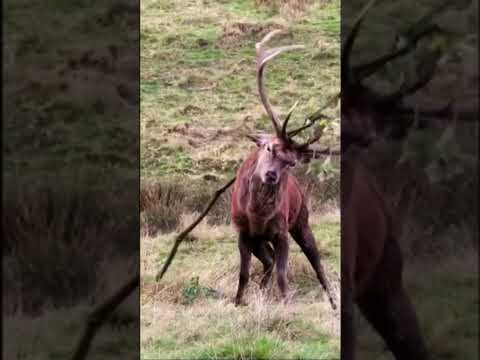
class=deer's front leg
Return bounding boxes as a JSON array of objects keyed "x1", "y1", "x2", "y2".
[
  {"x1": 342, "y1": 230, "x2": 357, "y2": 360},
  {"x1": 272, "y1": 234, "x2": 289, "y2": 299},
  {"x1": 235, "y1": 233, "x2": 252, "y2": 306},
  {"x1": 342, "y1": 282, "x2": 356, "y2": 360}
]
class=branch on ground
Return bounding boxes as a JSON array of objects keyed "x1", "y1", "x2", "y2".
[{"x1": 155, "y1": 176, "x2": 237, "y2": 281}]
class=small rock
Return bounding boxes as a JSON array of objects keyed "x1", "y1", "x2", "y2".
[
  {"x1": 196, "y1": 38, "x2": 209, "y2": 47},
  {"x1": 203, "y1": 174, "x2": 218, "y2": 182}
]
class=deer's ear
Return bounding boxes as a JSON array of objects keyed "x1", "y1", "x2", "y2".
[{"x1": 246, "y1": 134, "x2": 269, "y2": 147}]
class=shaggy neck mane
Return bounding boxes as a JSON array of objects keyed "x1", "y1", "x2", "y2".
[{"x1": 244, "y1": 155, "x2": 285, "y2": 217}]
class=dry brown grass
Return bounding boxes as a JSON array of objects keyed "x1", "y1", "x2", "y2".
[
  {"x1": 141, "y1": 209, "x2": 340, "y2": 359},
  {"x1": 255, "y1": 0, "x2": 314, "y2": 17},
  {"x1": 3, "y1": 172, "x2": 138, "y2": 315},
  {"x1": 140, "y1": 167, "x2": 340, "y2": 237}
]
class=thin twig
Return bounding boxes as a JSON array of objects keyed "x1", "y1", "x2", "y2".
[{"x1": 155, "y1": 176, "x2": 237, "y2": 281}]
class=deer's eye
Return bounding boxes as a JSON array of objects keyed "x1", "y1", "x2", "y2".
[{"x1": 279, "y1": 157, "x2": 294, "y2": 167}]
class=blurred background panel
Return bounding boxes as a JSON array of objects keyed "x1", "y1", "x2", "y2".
[{"x1": 341, "y1": 0, "x2": 478, "y2": 359}]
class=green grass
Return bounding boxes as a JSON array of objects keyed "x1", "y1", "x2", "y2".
[
  {"x1": 4, "y1": 0, "x2": 138, "y2": 175},
  {"x1": 141, "y1": 0, "x2": 340, "y2": 180},
  {"x1": 312, "y1": 219, "x2": 340, "y2": 268}
]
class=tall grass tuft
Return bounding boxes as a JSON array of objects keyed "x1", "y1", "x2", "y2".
[{"x1": 3, "y1": 171, "x2": 138, "y2": 315}]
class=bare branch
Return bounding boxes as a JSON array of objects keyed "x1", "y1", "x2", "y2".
[
  {"x1": 71, "y1": 176, "x2": 237, "y2": 360},
  {"x1": 308, "y1": 146, "x2": 341, "y2": 158},
  {"x1": 155, "y1": 176, "x2": 237, "y2": 281}
]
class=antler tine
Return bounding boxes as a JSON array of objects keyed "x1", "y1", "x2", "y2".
[
  {"x1": 370, "y1": 38, "x2": 443, "y2": 108},
  {"x1": 353, "y1": 25, "x2": 450, "y2": 81},
  {"x1": 256, "y1": 29, "x2": 304, "y2": 138},
  {"x1": 288, "y1": 93, "x2": 339, "y2": 138},
  {"x1": 257, "y1": 29, "x2": 283, "y2": 48},
  {"x1": 342, "y1": 0, "x2": 378, "y2": 87},
  {"x1": 375, "y1": 65, "x2": 437, "y2": 107},
  {"x1": 281, "y1": 100, "x2": 299, "y2": 140},
  {"x1": 289, "y1": 120, "x2": 327, "y2": 150},
  {"x1": 349, "y1": 0, "x2": 451, "y2": 95}
]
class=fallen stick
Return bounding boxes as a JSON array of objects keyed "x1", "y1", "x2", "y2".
[{"x1": 155, "y1": 176, "x2": 236, "y2": 281}]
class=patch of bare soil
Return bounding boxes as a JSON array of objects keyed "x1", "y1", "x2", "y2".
[
  {"x1": 166, "y1": 122, "x2": 251, "y2": 148},
  {"x1": 218, "y1": 22, "x2": 288, "y2": 49},
  {"x1": 178, "y1": 74, "x2": 216, "y2": 91}
]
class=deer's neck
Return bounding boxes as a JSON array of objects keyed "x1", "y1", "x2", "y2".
[{"x1": 246, "y1": 172, "x2": 282, "y2": 218}]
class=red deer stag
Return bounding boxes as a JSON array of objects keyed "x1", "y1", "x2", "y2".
[
  {"x1": 340, "y1": 0, "x2": 457, "y2": 359},
  {"x1": 230, "y1": 30, "x2": 337, "y2": 310}
]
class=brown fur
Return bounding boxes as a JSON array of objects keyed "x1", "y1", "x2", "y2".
[
  {"x1": 231, "y1": 144, "x2": 337, "y2": 309},
  {"x1": 341, "y1": 156, "x2": 428, "y2": 360}
]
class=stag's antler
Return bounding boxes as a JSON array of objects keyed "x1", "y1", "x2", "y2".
[
  {"x1": 341, "y1": 0, "x2": 378, "y2": 88},
  {"x1": 339, "y1": 0, "x2": 470, "y2": 150},
  {"x1": 256, "y1": 30, "x2": 339, "y2": 150},
  {"x1": 342, "y1": 0, "x2": 453, "y2": 107},
  {"x1": 288, "y1": 93, "x2": 339, "y2": 139},
  {"x1": 256, "y1": 30, "x2": 304, "y2": 138}
]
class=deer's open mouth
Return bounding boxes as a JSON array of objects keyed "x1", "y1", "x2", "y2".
[{"x1": 265, "y1": 171, "x2": 278, "y2": 183}]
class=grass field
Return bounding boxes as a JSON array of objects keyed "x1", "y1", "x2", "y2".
[
  {"x1": 3, "y1": 0, "x2": 140, "y2": 359},
  {"x1": 140, "y1": 0, "x2": 340, "y2": 180},
  {"x1": 141, "y1": 212, "x2": 340, "y2": 359}
]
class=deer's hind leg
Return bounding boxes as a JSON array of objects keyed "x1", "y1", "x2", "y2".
[
  {"x1": 290, "y1": 207, "x2": 337, "y2": 310},
  {"x1": 357, "y1": 237, "x2": 428, "y2": 360},
  {"x1": 251, "y1": 241, "x2": 275, "y2": 289},
  {"x1": 272, "y1": 234, "x2": 289, "y2": 299},
  {"x1": 235, "y1": 232, "x2": 252, "y2": 306}
]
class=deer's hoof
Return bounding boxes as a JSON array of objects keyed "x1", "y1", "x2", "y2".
[
  {"x1": 326, "y1": 292, "x2": 338, "y2": 310},
  {"x1": 280, "y1": 294, "x2": 292, "y2": 305},
  {"x1": 234, "y1": 298, "x2": 248, "y2": 307}
]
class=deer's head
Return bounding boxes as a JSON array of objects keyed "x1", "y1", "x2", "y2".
[{"x1": 249, "y1": 30, "x2": 326, "y2": 185}]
